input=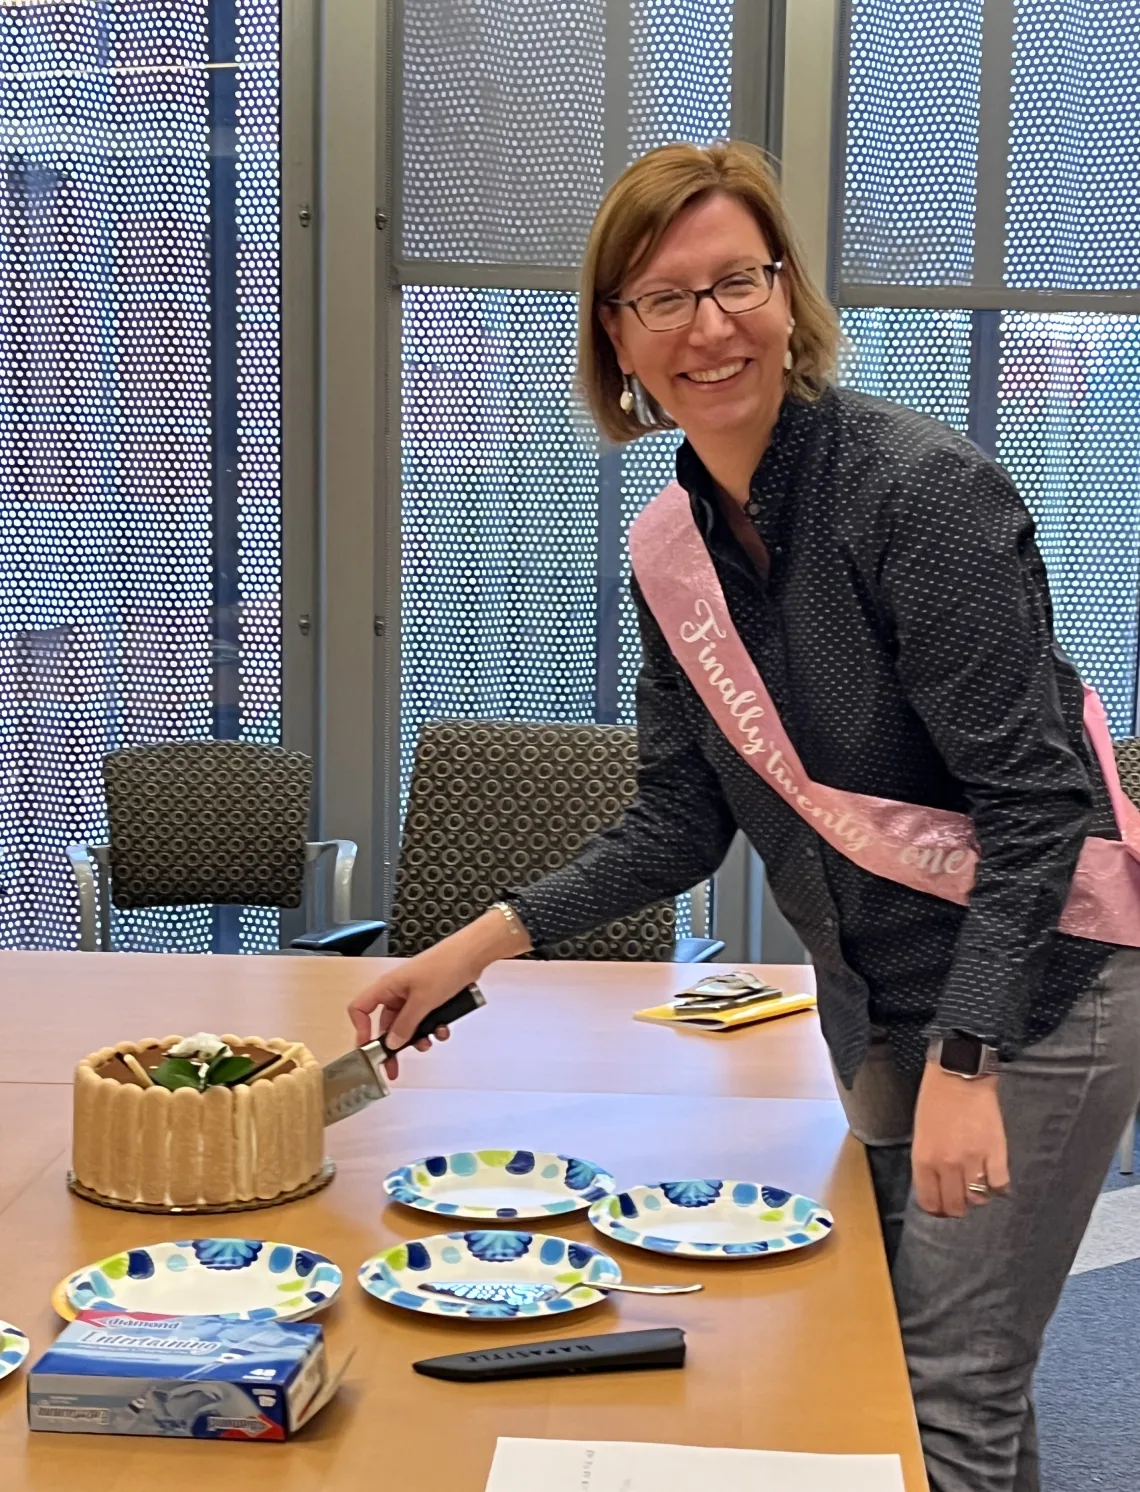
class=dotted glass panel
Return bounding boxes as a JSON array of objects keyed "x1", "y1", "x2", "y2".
[
  {"x1": 837, "y1": 308, "x2": 973, "y2": 431},
  {"x1": 996, "y1": 312, "x2": 1140, "y2": 733},
  {"x1": 842, "y1": 0, "x2": 982, "y2": 286},
  {"x1": 400, "y1": 288, "x2": 597, "y2": 783},
  {"x1": 0, "y1": 2, "x2": 283, "y2": 952},
  {"x1": 1006, "y1": 1, "x2": 1140, "y2": 291},
  {"x1": 401, "y1": 0, "x2": 605, "y2": 265},
  {"x1": 617, "y1": 428, "x2": 683, "y2": 726},
  {"x1": 628, "y1": 0, "x2": 733, "y2": 159},
  {"x1": 401, "y1": 0, "x2": 733, "y2": 266}
]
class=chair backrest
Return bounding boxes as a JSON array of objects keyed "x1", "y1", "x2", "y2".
[
  {"x1": 387, "y1": 720, "x2": 676, "y2": 960},
  {"x1": 1113, "y1": 737, "x2": 1140, "y2": 810},
  {"x1": 102, "y1": 740, "x2": 312, "y2": 909}
]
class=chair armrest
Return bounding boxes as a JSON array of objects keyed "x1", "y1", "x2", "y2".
[
  {"x1": 673, "y1": 937, "x2": 726, "y2": 964},
  {"x1": 290, "y1": 919, "x2": 387, "y2": 958}
]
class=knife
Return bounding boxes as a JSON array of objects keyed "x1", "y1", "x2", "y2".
[{"x1": 322, "y1": 983, "x2": 485, "y2": 1125}]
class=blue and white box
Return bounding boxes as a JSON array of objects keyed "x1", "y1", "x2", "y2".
[{"x1": 28, "y1": 1311, "x2": 334, "y2": 1439}]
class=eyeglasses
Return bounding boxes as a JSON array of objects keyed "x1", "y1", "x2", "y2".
[{"x1": 605, "y1": 262, "x2": 783, "y2": 332}]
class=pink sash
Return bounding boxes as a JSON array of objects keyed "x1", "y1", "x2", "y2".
[{"x1": 629, "y1": 481, "x2": 1140, "y2": 948}]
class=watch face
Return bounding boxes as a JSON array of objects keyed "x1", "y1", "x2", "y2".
[{"x1": 940, "y1": 1032, "x2": 983, "y2": 1076}]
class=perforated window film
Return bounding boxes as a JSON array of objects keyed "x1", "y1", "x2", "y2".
[
  {"x1": 837, "y1": 308, "x2": 973, "y2": 431},
  {"x1": 995, "y1": 312, "x2": 1140, "y2": 734},
  {"x1": 840, "y1": 1, "x2": 1140, "y2": 742},
  {"x1": 628, "y1": 0, "x2": 733, "y2": 159},
  {"x1": 399, "y1": 288, "x2": 597, "y2": 788},
  {"x1": 842, "y1": 0, "x2": 983, "y2": 287},
  {"x1": 0, "y1": 1, "x2": 283, "y2": 951},
  {"x1": 400, "y1": 0, "x2": 606, "y2": 266},
  {"x1": 400, "y1": 0, "x2": 733, "y2": 268},
  {"x1": 1006, "y1": 0, "x2": 1140, "y2": 291}
]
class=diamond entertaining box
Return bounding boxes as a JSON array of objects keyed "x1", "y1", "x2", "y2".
[{"x1": 28, "y1": 1311, "x2": 341, "y2": 1440}]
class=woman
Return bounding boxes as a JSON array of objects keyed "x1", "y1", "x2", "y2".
[{"x1": 349, "y1": 141, "x2": 1140, "y2": 1492}]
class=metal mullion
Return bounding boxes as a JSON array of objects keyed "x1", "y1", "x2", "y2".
[
  {"x1": 593, "y1": 0, "x2": 630, "y2": 727},
  {"x1": 208, "y1": 0, "x2": 240, "y2": 750},
  {"x1": 959, "y1": 0, "x2": 1016, "y2": 476},
  {"x1": 318, "y1": 0, "x2": 381, "y2": 918},
  {"x1": 278, "y1": 0, "x2": 319, "y2": 946},
  {"x1": 731, "y1": 0, "x2": 785, "y2": 160},
  {"x1": 840, "y1": 285, "x2": 1140, "y2": 314},
  {"x1": 280, "y1": 0, "x2": 318, "y2": 761},
  {"x1": 966, "y1": 310, "x2": 1002, "y2": 458},
  {"x1": 375, "y1": 0, "x2": 403, "y2": 920},
  {"x1": 208, "y1": 0, "x2": 241, "y2": 954},
  {"x1": 972, "y1": 0, "x2": 1016, "y2": 293}
]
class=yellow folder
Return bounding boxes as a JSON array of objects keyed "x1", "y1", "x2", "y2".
[{"x1": 633, "y1": 988, "x2": 817, "y2": 1032}]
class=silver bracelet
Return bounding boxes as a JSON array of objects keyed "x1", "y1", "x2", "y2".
[{"x1": 491, "y1": 900, "x2": 528, "y2": 944}]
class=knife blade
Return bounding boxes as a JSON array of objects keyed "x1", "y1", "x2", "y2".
[{"x1": 321, "y1": 982, "x2": 485, "y2": 1125}]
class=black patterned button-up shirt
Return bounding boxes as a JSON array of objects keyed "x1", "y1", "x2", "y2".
[{"x1": 509, "y1": 384, "x2": 1117, "y2": 1085}]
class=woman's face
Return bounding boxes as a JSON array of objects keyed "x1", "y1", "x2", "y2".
[{"x1": 601, "y1": 191, "x2": 792, "y2": 443}]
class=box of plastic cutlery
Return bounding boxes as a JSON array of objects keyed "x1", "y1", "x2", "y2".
[{"x1": 27, "y1": 1310, "x2": 347, "y2": 1439}]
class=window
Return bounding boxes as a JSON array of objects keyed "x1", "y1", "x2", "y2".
[
  {"x1": 394, "y1": 3, "x2": 739, "y2": 931},
  {"x1": 836, "y1": 0, "x2": 1140, "y2": 735},
  {"x1": 0, "y1": 0, "x2": 284, "y2": 950}
]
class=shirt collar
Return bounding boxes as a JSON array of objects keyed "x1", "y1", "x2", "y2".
[{"x1": 674, "y1": 388, "x2": 826, "y2": 546}]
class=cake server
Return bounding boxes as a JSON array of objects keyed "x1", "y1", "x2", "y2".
[
  {"x1": 417, "y1": 1280, "x2": 702, "y2": 1305},
  {"x1": 322, "y1": 983, "x2": 485, "y2": 1125}
]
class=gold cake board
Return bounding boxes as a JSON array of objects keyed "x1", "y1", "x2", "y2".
[{"x1": 65, "y1": 1157, "x2": 336, "y2": 1215}]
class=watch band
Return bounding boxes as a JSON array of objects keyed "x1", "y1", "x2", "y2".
[
  {"x1": 929, "y1": 1030, "x2": 1001, "y2": 1079},
  {"x1": 491, "y1": 900, "x2": 529, "y2": 945}
]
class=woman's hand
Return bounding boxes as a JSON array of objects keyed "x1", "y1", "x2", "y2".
[
  {"x1": 911, "y1": 1063, "x2": 1010, "y2": 1217},
  {"x1": 347, "y1": 909, "x2": 531, "y2": 1079}
]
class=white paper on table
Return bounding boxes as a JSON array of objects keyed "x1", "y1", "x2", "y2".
[{"x1": 485, "y1": 1438, "x2": 906, "y2": 1492}]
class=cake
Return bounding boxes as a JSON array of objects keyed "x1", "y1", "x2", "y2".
[{"x1": 72, "y1": 1033, "x2": 325, "y2": 1208}]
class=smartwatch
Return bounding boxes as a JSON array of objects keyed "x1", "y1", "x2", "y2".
[{"x1": 929, "y1": 1030, "x2": 1001, "y2": 1079}]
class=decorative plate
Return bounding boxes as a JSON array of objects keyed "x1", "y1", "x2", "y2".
[
  {"x1": 0, "y1": 1322, "x2": 29, "y2": 1382},
  {"x1": 588, "y1": 1181, "x2": 834, "y2": 1259},
  {"x1": 383, "y1": 1149, "x2": 616, "y2": 1220},
  {"x1": 358, "y1": 1230, "x2": 622, "y2": 1320},
  {"x1": 63, "y1": 1239, "x2": 342, "y2": 1323}
]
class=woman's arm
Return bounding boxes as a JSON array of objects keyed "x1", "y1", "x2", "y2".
[
  {"x1": 506, "y1": 577, "x2": 738, "y2": 947},
  {"x1": 349, "y1": 578, "x2": 737, "y2": 1054},
  {"x1": 879, "y1": 447, "x2": 1094, "y2": 1053}
]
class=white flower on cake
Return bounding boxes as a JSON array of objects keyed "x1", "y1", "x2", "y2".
[{"x1": 168, "y1": 1033, "x2": 232, "y2": 1063}]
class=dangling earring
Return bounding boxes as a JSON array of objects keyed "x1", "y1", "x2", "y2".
[
  {"x1": 619, "y1": 373, "x2": 635, "y2": 414},
  {"x1": 784, "y1": 318, "x2": 796, "y2": 372}
]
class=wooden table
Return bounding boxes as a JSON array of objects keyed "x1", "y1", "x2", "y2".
[{"x1": 0, "y1": 954, "x2": 926, "y2": 1490}]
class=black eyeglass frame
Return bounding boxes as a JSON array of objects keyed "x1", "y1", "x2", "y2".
[{"x1": 603, "y1": 261, "x2": 785, "y2": 331}]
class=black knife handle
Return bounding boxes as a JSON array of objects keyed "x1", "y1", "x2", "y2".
[
  {"x1": 413, "y1": 1327, "x2": 686, "y2": 1382},
  {"x1": 380, "y1": 982, "x2": 486, "y2": 1058}
]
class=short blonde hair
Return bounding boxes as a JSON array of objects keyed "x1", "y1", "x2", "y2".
[{"x1": 578, "y1": 139, "x2": 842, "y2": 445}]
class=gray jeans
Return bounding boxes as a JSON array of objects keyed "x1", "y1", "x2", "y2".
[{"x1": 835, "y1": 948, "x2": 1140, "y2": 1492}]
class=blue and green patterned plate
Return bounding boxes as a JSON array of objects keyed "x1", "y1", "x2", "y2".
[
  {"x1": 0, "y1": 1322, "x2": 29, "y2": 1382},
  {"x1": 588, "y1": 1181, "x2": 834, "y2": 1259},
  {"x1": 358, "y1": 1230, "x2": 622, "y2": 1320},
  {"x1": 383, "y1": 1149, "x2": 616, "y2": 1220},
  {"x1": 63, "y1": 1239, "x2": 342, "y2": 1323}
]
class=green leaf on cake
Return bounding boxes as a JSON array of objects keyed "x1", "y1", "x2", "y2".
[
  {"x1": 205, "y1": 1054, "x2": 255, "y2": 1087},
  {"x1": 151, "y1": 1058, "x2": 205, "y2": 1092}
]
